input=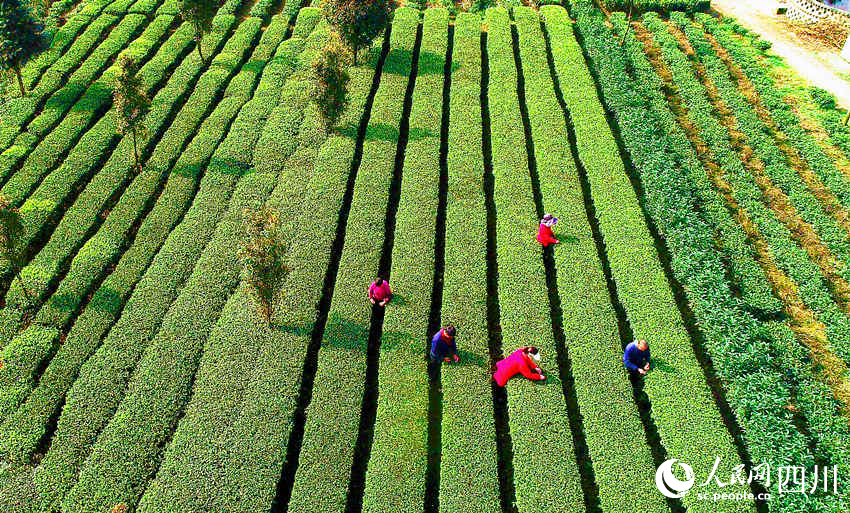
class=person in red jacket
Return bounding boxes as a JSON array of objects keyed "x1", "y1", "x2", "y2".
[
  {"x1": 537, "y1": 214, "x2": 559, "y2": 247},
  {"x1": 367, "y1": 277, "x2": 392, "y2": 307},
  {"x1": 494, "y1": 346, "x2": 545, "y2": 386}
]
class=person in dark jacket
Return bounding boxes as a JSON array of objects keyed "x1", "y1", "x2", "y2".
[
  {"x1": 623, "y1": 338, "x2": 651, "y2": 375},
  {"x1": 430, "y1": 325, "x2": 458, "y2": 364}
]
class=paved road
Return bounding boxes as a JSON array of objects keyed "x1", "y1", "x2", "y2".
[{"x1": 712, "y1": 0, "x2": 850, "y2": 109}]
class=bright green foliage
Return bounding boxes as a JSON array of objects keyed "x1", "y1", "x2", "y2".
[
  {"x1": 439, "y1": 12, "x2": 501, "y2": 513},
  {"x1": 692, "y1": 13, "x2": 850, "y2": 240},
  {"x1": 521, "y1": 7, "x2": 666, "y2": 511},
  {"x1": 669, "y1": 13, "x2": 850, "y2": 364},
  {"x1": 0, "y1": 17, "x2": 190, "y2": 339},
  {"x1": 0, "y1": 19, "x2": 202, "y2": 465},
  {"x1": 136, "y1": 27, "x2": 356, "y2": 513},
  {"x1": 0, "y1": 14, "x2": 145, "y2": 195},
  {"x1": 496, "y1": 8, "x2": 586, "y2": 512},
  {"x1": 0, "y1": 0, "x2": 48, "y2": 95},
  {"x1": 0, "y1": 13, "x2": 119, "y2": 153},
  {"x1": 287, "y1": 8, "x2": 417, "y2": 512},
  {"x1": 362, "y1": 8, "x2": 446, "y2": 512},
  {"x1": 609, "y1": 10, "x2": 780, "y2": 315},
  {"x1": 0, "y1": 325, "x2": 57, "y2": 420},
  {"x1": 0, "y1": 196, "x2": 30, "y2": 305},
  {"x1": 648, "y1": 13, "x2": 850, "y2": 289},
  {"x1": 29, "y1": 16, "x2": 254, "y2": 511},
  {"x1": 57, "y1": 12, "x2": 299, "y2": 512}
]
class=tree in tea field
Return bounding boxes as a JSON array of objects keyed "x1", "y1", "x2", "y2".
[
  {"x1": 323, "y1": 0, "x2": 391, "y2": 66},
  {"x1": 239, "y1": 206, "x2": 289, "y2": 324},
  {"x1": 0, "y1": 196, "x2": 33, "y2": 306},
  {"x1": 114, "y1": 56, "x2": 150, "y2": 172},
  {"x1": 178, "y1": 0, "x2": 217, "y2": 63},
  {"x1": 312, "y1": 32, "x2": 350, "y2": 133},
  {"x1": 0, "y1": 0, "x2": 48, "y2": 97}
]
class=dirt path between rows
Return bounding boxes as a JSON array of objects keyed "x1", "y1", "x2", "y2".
[{"x1": 711, "y1": 0, "x2": 850, "y2": 108}]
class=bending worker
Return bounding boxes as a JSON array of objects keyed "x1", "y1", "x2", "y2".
[
  {"x1": 494, "y1": 346, "x2": 545, "y2": 386},
  {"x1": 623, "y1": 338, "x2": 651, "y2": 376},
  {"x1": 430, "y1": 325, "x2": 458, "y2": 364}
]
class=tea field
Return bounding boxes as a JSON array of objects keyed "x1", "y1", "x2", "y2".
[{"x1": 0, "y1": 0, "x2": 849, "y2": 511}]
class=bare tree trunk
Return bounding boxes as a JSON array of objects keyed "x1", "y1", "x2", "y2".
[
  {"x1": 132, "y1": 128, "x2": 141, "y2": 171},
  {"x1": 621, "y1": 0, "x2": 633, "y2": 45},
  {"x1": 15, "y1": 270, "x2": 34, "y2": 306},
  {"x1": 352, "y1": 42, "x2": 358, "y2": 66},
  {"x1": 197, "y1": 36, "x2": 205, "y2": 63},
  {"x1": 14, "y1": 65, "x2": 25, "y2": 97}
]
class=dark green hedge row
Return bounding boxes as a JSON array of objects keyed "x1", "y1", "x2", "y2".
[
  {"x1": 0, "y1": 14, "x2": 118, "y2": 162},
  {"x1": 22, "y1": 9, "x2": 107, "y2": 97},
  {"x1": 648, "y1": 14, "x2": 850, "y2": 290},
  {"x1": 0, "y1": 18, "x2": 242, "y2": 464},
  {"x1": 186, "y1": 26, "x2": 378, "y2": 511},
  {"x1": 570, "y1": 2, "x2": 834, "y2": 511},
  {"x1": 362, "y1": 8, "x2": 447, "y2": 512},
  {"x1": 603, "y1": 0, "x2": 709, "y2": 14},
  {"x1": 0, "y1": 14, "x2": 176, "y2": 311},
  {"x1": 25, "y1": 13, "x2": 166, "y2": 143},
  {"x1": 643, "y1": 12, "x2": 850, "y2": 369},
  {"x1": 506, "y1": 8, "x2": 587, "y2": 512},
  {"x1": 562, "y1": 6, "x2": 750, "y2": 513},
  {"x1": 438, "y1": 12, "x2": 501, "y2": 513},
  {"x1": 0, "y1": 12, "x2": 165, "y2": 209},
  {"x1": 28, "y1": 15, "x2": 251, "y2": 511},
  {"x1": 288, "y1": 8, "x2": 419, "y2": 512},
  {"x1": 609, "y1": 10, "x2": 780, "y2": 315},
  {"x1": 2, "y1": 0, "x2": 128, "y2": 144},
  {"x1": 0, "y1": 326, "x2": 59, "y2": 422},
  {"x1": 14, "y1": 13, "x2": 290, "y2": 332},
  {"x1": 767, "y1": 321, "x2": 850, "y2": 506},
  {"x1": 137, "y1": 23, "x2": 336, "y2": 513},
  {"x1": 0, "y1": 14, "x2": 293, "y2": 434},
  {"x1": 0, "y1": 101, "x2": 240, "y2": 465},
  {"x1": 536, "y1": 7, "x2": 670, "y2": 512},
  {"x1": 0, "y1": 20, "x2": 196, "y2": 349},
  {"x1": 61, "y1": 17, "x2": 295, "y2": 505}
]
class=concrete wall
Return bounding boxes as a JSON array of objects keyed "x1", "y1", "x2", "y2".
[{"x1": 787, "y1": 0, "x2": 850, "y2": 28}]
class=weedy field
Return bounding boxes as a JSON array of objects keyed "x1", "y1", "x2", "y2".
[{"x1": 0, "y1": 0, "x2": 849, "y2": 511}]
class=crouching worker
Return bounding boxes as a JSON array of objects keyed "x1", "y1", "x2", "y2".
[
  {"x1": 494, "y1": 346, "x2": 545, "y2": 386},
  {"x1": 537, "y1": 214, "x2": 559, "y2": 247},
  {"x1": 430, "y1": 325, "x2": 458, "y2": 364},
  {"x1": 623, "y1": 338, "x2": 651, "y2": 376},
  {"x1": 367, "y1": 276, "x2": 392, "y2": 307}
]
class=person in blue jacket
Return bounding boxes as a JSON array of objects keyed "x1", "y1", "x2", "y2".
[
  {"x1": 623, "y1": 338, "x2": 651, "y2": 376},
  {"x1": 430, "y1": 325, "x2": 458, "y2": 364}
]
